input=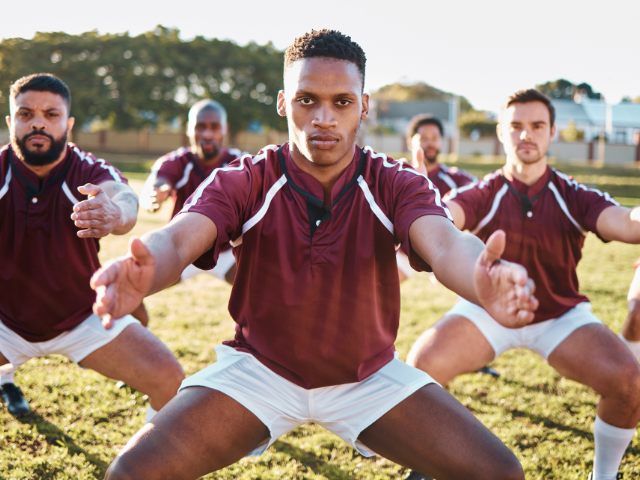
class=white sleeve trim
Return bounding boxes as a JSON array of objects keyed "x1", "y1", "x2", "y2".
[
  {"x1": 438, "y1": 171, "x2": 458, "y2": 190},
  {"x1": 175, "y1": 162, "x2": 193, "y2": 189},
  {"x1": 363, "y1": 146, "x2": 453, "y2": 221},
  {"x1": 358, "y1": 175, "x2": 394, "y2": 234},
  {"x1": 62, "y1": 181, "x2": 80, "y2": 205},
  {"x1": 548, "y1": 183, "x2": 587, "y2": 236},
  {"x1": 73, "y1": 146, "x2": 122, "y2": 182},
  {"x1": 0, "y1": 168, "x2": 12, "y2": 201},
  {"x1": 471, "y1": 183, "x2": 509, "y2": 235}
]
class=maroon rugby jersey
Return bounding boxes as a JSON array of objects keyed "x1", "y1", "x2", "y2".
[
  {"x1": 0, "y1": 143, "x2": 127, "y2": 342},
  {"x1": 447, "y1": 166, "x2": 618, "y2": 323},
  {"x1": 181, "y1": 143, "x2": 452, "y2": 388},
  {"x1": 428, "y1": 163, "x2": 476, "y2": 196},
  {"x1": 152, "y1": 147, "x2": 242, "y2": 219}
]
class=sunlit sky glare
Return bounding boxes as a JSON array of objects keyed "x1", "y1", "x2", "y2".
[{"x1": 4, "y1": 0, "x2": 640, "y2": 113}]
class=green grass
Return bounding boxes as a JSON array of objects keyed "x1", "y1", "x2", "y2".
[{"x1": 1, "y1": 164, "x2": 640, "y2": 479}]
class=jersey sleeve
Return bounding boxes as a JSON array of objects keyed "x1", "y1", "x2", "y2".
[
  {"x1": 153, "y1": 152, "x2": 185, "y2": 186},
  {"x1": 449, "y1": 167, "x2": 477, "y2": 188},
  {"x1": 445, "y1": 175, "x2": 496, "y2": 231},
  {"x1": 178, "y1": 156, "x2": 253, "y2": 270},
  {"x1": 555, "y1": 172, "x2": 620, "y2": 240},
  {"x1": 79, "y1": 150, "x2": 129, "y2": 185},
  {"x1": 392, "y1": 167, "x2": 454, "y2": 272}
]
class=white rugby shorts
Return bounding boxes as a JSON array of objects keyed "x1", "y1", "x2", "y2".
[
  {"x1": 179, "y1": 345, "x2": 437, "y2": 457},
  {"x1": 0, "y1": 313, "x2": 139, "y2": 368},
  {"x1": 447, "y1": 299, "x2": 602, "y2": 360},
  {"x1": 181, "y1": 249, "x2": 235, "y2": 282}
]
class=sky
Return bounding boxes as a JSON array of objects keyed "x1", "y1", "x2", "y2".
[{"x1": 3, "y1": 0, "x2": 640, "y2": 113}]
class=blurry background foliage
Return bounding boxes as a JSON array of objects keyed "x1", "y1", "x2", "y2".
[
  {"x1": 535, "y1": 78, "x2": 602, "y2": 101},
  {"x1": 0, "y1": 26, "x2": 287, "y2": 134},
  {"x1": 458, "y1": 110, "x2": 497, "y2": 137},
  {"x1": 371, "y1": 81, "x2": 474, "y2": 112}
]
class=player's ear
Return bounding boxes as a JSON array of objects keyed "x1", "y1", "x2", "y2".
[
  {"x1": 67, "y1": 117, "x2": 75, "y2": 134},
  {"x1": 496, "y1": 122, "x2": 503, "y2": 143},
  {"x1": 360, "y1": 93, "x2": 369, "y2": 120},
  {"x1": 277, "y1": 90, "x2": 286, "y2": 117},
  {"x1": 5, "y1": 116, "x2": 11, "y2": 130},
  {"x1": 550, "y1": 124, "x2": 556, "y2": 139}
]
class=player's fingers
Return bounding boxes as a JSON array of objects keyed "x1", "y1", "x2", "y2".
[
  {"x1": 77, "y1": 228, "x2": 104, "y2": 238},
  {"x1": 91, "y1": 260, "x2": 121, "y2": 289},
  {"x1": 482, "y1": 230, "x2": 506, "y2": 267},
  {"x1": 71, "y1": 210, "x2": 98, "y2": 221},
  {"x1": 515, "y1": 309, "x2": 535, "y2": 326},
  {"x1": 129, "y1": 237, "x2": 154, "y2": 266},
  {"x1": 77, "y1": 183, "x2": 104, "y2": 198}
]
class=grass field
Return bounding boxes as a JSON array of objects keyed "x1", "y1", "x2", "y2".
[{"x1": 1, "y1": 159, "x2": 640, "y2": 479}]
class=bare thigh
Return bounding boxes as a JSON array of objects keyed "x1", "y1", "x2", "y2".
[
  {"x1": 0, "y1": 352, "x2": 8, "y2": 366},
  {"x1": 358, "y1": 384, "x2": 523, "y2": 480},
  {"x1": 407, "y1": 314, "x2": 495, "y2": 385},
  {"x1": 549, "y1": 323, "x2": 640, "y2": 428},
  {"x1": 105, "y1": 387, "x2": 270, "y2": 480},
  {"x1": 79, "y1": 323, "x2": 184, "y2": 410}
]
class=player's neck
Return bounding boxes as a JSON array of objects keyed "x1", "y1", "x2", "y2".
[
  {"x1": 20, "y1": 151, "x2": 67, "y2": 179},
  {"x1": 504, "y1": 155, "x2": 548, "y2": 186},
  {"x1": 290, "y1": 142, "x2": 356, "y2": 210},
  {"x1": 194, "y1": 149, "x2": 223, "y2": 167},
  {"x1": 425, "y1": 160, "x2": 439, "y2": 174}
]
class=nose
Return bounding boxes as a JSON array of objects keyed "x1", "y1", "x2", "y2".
[
  {"x1": 312, "y1": 105, "x2": 337, "y2": 129},
  {"x1": 519, "y1": 129, "x2": 532, "y2": 141}
]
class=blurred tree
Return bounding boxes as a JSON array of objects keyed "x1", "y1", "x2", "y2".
[
  {"x1": 559, "y1": 119, "x2": 584, "y2": 142},
  {"x1": 371, "y1": 82, "x2": 473, "y2": 112},
  {"x1": 536, "y1": 79, "x2": 601, "y2": 100},
  {"x1": 0, "y1": 27, "x2": 287, "y2": 134},
  {"x1": 458, "y1": 110, "x2": 497, "y2": 137}
]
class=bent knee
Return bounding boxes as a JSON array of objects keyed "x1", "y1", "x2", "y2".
[
  {"x1": 604, "y1": 361, "x2": 640, "y2": 402},
  {"x1": 106, "y1": 455, "x2": 140, "y2": 480}
]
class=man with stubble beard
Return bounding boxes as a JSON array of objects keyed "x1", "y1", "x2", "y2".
[
  {"x1": 140, "y1": 100, "x2": 243, "y2": 284},
  {"x1": 407, "y1": 89, "x2": 640, "y2": 480},
  {"x1": 0, "y1": 74, "x2": 184, "y2": 422}
]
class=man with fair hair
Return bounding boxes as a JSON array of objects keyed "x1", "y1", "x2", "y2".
[
  {"x1": 140, "y1": 99, "x2": 242, "y2": 284},
  {"x1": 407, "y1": 89, "x2": 640, "y2": 480},
  {"x1": 0, "y1": 74, "x2": 184, "y2": 421},
  {"x1": 97, "y1": 31, "x2": 537, "y2": 479}
]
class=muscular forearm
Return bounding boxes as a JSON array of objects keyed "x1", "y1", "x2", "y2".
[
  {"x1": 110, "y1": 190, "x2": 139, "y2": 235},
  {"x1": 409, "y1": 215, "x2": 482, "y2": 304},
  {"x1": 597, "y1": 206, "x2": 640, "y2": 244}
]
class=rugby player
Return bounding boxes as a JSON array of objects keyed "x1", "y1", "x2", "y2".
[
  {"x1": 620, "y1": 258, "x2": 640, "y2": 360},
  {"x1": 140, "y1": 100, "x2": 242, "y2": 284},
  {"x1": 95, "y1": 31, "x2": 537, "y2": 480},
  {"x1": 396, "y1": 114, "x2": 477, "y2": 283},
  {"x1": 406, "y1": 89, "x2": 640, "y2": 480},
  {"x1": 0, "y1": 74, "x2": 184, "y2": 421}
]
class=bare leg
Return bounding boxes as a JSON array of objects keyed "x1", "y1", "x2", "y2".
[
  {"x1": 621, "y1": 299, "x2": 640, "y2": 342},
  {"x1": 130, "y1": 302, "x2": 149, "y2": 328},
  {"x1": 358, "y1": 384, "x2": 524, "y2": 480},
  {"x1": 407, "y1": 314, "x2": 495, "y2": 385},
  {"x1": 548, "y1": 323, "x2": 640, "y2": 428},
  {"x1": 79, "y1": 324, "x2": 184, "y2": 411},
  {"x1": 0, "y1": 352, "x2": 9, "y2": 367},
  {"x1": 106, "y1": 387, "x2": 270, "y2": 480}
]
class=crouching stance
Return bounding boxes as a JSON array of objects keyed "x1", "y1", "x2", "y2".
[
  {"x1": 95, "y1": 31, "x2": 536, "y2": 480},
  {"x1": 407, "y1": 90, "x2": 640, "y2": 480},
  {"x1": 0, "y1": 74, "x2": 184, "y2": 420}
]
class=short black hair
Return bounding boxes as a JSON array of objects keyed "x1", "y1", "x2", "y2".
[
  {"x1": 10, "y1": 74, "x2": 71, "y2": 113},
  {"x1": 505, "y1": 89, "x2": 555, "y2": 127},
  {"x1": 406, "y1": 114, "x2": 444, "y2": 140},
  {"x1": 284, "y1": 30, "x2": 366, "y2": 89}
]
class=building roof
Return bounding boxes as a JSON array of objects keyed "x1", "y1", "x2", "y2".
[{"x1": 373, "y1": 101, "x2": 451, "y2": 121}]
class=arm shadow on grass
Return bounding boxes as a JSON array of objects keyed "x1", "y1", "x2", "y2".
[{"x1": 18, "y1": 412, "x2": 109, "y2": 478}]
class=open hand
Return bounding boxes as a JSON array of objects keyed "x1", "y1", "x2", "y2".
[
  {"x1": 72, "y1": 184, "x2": 123, "y2": 238},
  {"x1": 91, "y1": 237, "x2": 155, "y2": 329},
  {"x1": 474, "y1": 231, "x2": 538, "y2": 328}
]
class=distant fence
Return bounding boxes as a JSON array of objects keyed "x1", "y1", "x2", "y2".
[{"x1": 1, "y1": 129, "x2": 639, "y2": 165}]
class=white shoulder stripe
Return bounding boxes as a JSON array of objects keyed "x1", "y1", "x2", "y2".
[
  {"x1": 62, "y1": 181, "x2": 80, "y2": 205},
  {"x1": 438, "y1": 171, "x2": 457, "y2": 190},
  {"x1": 363, "y1": 146, "x2": 453, "y2": 221},
  {"x1": 471, "y1": 184, "x2": 509, "y2": 235},
  {"x1": 73, "y1": 146, "x2": 121, "y2": 181},
  {"x1": 0, "y1": 168, "x2": 12, "y2": 201},
  {"x1": 231, "y1": 174, "x2": 288, "y2": 246},
  {"x1": 548, "y1": 183, "x2": 587, "y2": 236},
  {"x1": 181, "y1": 156, "x2": 248, "y2": 213},
  {"x1": 553, "y1": 169, "x2": 620, "y2": 206},
  {"x1": 175, "y1": 162, "x2": 193, "y2": 189},
  {"x1": 358, "y1": 175, "x2": 394, "y2": 234}
]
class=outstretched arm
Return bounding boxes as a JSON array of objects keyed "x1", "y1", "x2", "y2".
[
  {"x1": 409, "y1": 215, "x2": 538, "y2": 328},
  {"x1": 91, "y1": 212, "x2": 217, "y2": 328},
  {"x1": 596, "y1": 206, "x2": 640, "y2": 243}
]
